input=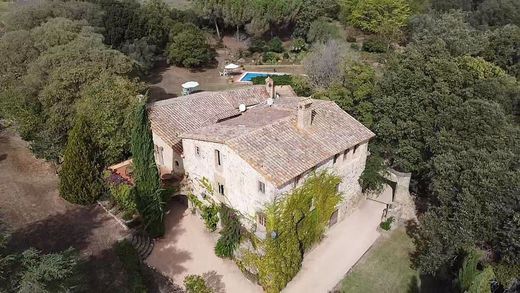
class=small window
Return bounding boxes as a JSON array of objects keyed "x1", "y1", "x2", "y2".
[
  {"x1": 175, "y1": 161, "x2": 179, "y2": 167},
  {"x1": 333, "y1": 153, "x2": 340, "y2": 164},
  {"x1": 257, "y1": 212, "x2": 267, "y2": 227},
  {"x1": 258, "y1": 181, "x2": 265, "y2": 193},
  {"x1": 343, "y1": 148, "x2": 351, "y2": 160},
  {"x1": 195, "y1": 146, "x2": 200, "y2": 156},
  {"x1": 336, "y1": 183, "x2": 340, "y2": 192},
  {"x1": 154, "y1": 144, "x2": 159, "y2": 153},
  {"x1": 293, "y1": 175, "x2": 301, "y2": 188},
  {"x1": 215, "y1": 149, "x2": 222, "y2": 166},
  {"x1": 353, "y1": 144, "x2": 359, "y2": 154},
  {"x1": 218, "y1": 183, "x2": 225, "y2": 195}
]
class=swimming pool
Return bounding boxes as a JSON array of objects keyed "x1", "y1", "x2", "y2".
[{"x1": 239, "y1": 72, "x2": 287, "y2": 82}]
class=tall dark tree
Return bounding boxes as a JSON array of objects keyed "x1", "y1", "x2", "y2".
[
  {"x1": 59, "y1": 116, "x2": 102, "y2": 205},
  {"x1": 131, "y1": 99, "x2": 165, "y2": 237}
]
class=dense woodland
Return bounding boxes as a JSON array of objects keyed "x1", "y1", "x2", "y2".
[{"x1": 0, "y1": 0, "x2": 519, "y2": 291}]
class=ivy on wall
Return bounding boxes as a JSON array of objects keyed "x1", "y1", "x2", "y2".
[{"x1": 243, "y1": 170, "x2": 343, "y2": 293}]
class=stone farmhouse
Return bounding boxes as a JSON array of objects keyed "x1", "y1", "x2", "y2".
[{"x1": 148, "y1": 78, "x2": 375, "y2": 236}]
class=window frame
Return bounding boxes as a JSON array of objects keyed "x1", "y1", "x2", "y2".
[
  {"x1": 258, "y1": 181, "x2": 266, "y2": 194},
  {"x1": 215, "y1": 149, "x2": 222, "y2": 166}
]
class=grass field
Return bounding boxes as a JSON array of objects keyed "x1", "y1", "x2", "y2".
[
  {"x1": 340, "y1": 228, "x2": 419, "y2": 293},
  {"x1": 0, "y1": 1, "x2": 11, "y2": 22},
  {"x1": 163, "y1": 0, "x2": 192, "y2": 9}
]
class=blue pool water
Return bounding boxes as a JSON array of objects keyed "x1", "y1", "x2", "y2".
[{"x1": 240, "y1": 72, "x2": 270, "y2": 82}]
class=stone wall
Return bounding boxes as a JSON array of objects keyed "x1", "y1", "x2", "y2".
[{"x1": 152, "y1": 133, "x2": 184, "y2": 175}]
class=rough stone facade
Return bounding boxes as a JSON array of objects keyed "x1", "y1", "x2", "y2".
[{"x1": 172, "y1": 137, "x2": 370, "y2": 234}]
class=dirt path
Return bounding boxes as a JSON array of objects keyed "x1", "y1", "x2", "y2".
[
  {"x1": 0, "y1": 127, "x2": 130, "y2": 291},
  {"x1": 283, "y1": 199, "x2": 386, "y2": 293}
]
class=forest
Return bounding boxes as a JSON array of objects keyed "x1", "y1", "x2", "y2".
[{"x1": 0, "y1": 0, "x2": 518, "y2": 291}]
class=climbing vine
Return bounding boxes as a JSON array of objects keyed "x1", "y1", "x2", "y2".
[
  {"x1": 215, "y1": 204, "x2": 242, "y2": 258},
  {"x1": 243, "y1": 170, "x2": 342, "y2": 293}
]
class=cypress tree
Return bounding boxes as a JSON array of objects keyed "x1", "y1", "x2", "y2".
[
  {"x1": 59, "y1": 116, "x2": 102, "y2": 204},
  {"x1": 131, "y1": 99, "x2": 165, "y2": 237}
]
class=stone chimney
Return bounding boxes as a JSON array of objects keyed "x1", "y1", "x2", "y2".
[
  {"x1": 297, "y1": 99, "x2": 313, "y2": 129},
  {"x1": 265, "y1": 77, "x2": 275, "y2": 99}
]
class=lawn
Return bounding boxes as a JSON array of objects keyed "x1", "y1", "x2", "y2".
[
  {"x1": 0, "y1": 1, "x2": 11, "y2": 22},
  {"x1": 339, "y1": 228, "x2": 419, "y2": 293}
]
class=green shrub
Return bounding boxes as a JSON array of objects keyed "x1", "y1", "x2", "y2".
[
  {"x1": 184, "y1": 275, "x2": 212, "y2": 293},
  {"x1": 115, "y1": 240, "x2": 147, "y2": 293},
  {"x1": 214, "y1": 204, "x2": 242, "y2": 258},
  {"x1": 59, "y1": 116, "x2": 102, "y2": 205},
  {"x1": 359, "y1": 155, "x2": 388, "y2": 194},
  {"x1": 167, "y1": 27, "x2": 215, "y2": 68},
  {"x1": 105, "y1": 172, "x2": 137, "y2": 215},
  {"x1": 267, "y1": 37, "x2": 284, "y2": 53},
  {"x1": 291, "y1": 38, "x2": 306, "y2": 52},
  {"x1": 201, "y1": 204, "x2": 219, "y2": 232},
  {"x1": 346, "y1": 35, "x2": 357, "y2": 42},
  {"x1": 362, "y1": 37, "x2": 388, "y2": 53},
  {"x1": 350, "y1": 43, "x2": 359, "y2": 50},
  {"x1": 251, "y1": 74, "x2": 293, "y2": 85},
  {"x1": 380, "y1": 217, "x2": 394, "y2": 231},
  {"x1": 249, "y1": 39, "x2": 266, "y2": 53},
  {"x1": 262, "y1": 52, "x2": 278, "y2": 64}
]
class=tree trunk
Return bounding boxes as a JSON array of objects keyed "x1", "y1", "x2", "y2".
[{"x1": 214, "y1": 18, "x2": 221, "y2": 40}]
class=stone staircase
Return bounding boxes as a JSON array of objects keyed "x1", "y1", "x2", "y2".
[{"x1": 130, "y1": 231, "x2": 154, "y2": 260}]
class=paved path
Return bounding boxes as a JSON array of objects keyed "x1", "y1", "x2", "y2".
[
  {"x1": 283, "y1": 199, "x2": 386, "y2": 293},
  {"x1": 146, "y1": 197, "x2": 263, "y2": 293}
]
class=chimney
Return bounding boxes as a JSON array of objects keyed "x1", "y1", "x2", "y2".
[
  {"x1": 265, "y1": 77, "x2": 275, "y2": 99},
  {"x1": 297, "y1": 99, "x2": 313, "y2": 129}
]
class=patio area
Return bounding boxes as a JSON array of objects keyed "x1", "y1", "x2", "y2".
[
  {"x1": 146, "y1": 193, "x2": 387, "y2": 293},
  {"x1": 145, "y1": 196, "x2": 263, "y2": 293}
]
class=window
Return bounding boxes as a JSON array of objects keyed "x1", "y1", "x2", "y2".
[
  {"x1": 257, "y1": 212, "x2": 267, "y2": 227},
  {"x1": 175, "y1": 161, "x2": 179, "y2": 167},
  {"x1": 258, "y1": 181, "x2": 265, "y2": 193},
  {"x1": 293, "y1": 175, "x2": 301, "y2": 188},
  {"x1": 336, "y1": 183, "x2": 340, "y2": 192},
  {"x1": 215, "y1": 149, "x2": 222, "y2": 166},
  {"x1": 353, "y1": 144, "x2": 359, "y2": 154},
  {"x1": 343, "y1": 148, "x2": 351, "y2": 161},
  {"x1": 154, "y1": 144, "x2": 163, "y2": 165},
  {"x1": 195, "y1": 146, "x2": 200, "y2": 156},
  {"x1": 218, "y1": 183, "x2": 225, "y2": 195},
  {"x1": 333, "y1": 153, "x2": 340, "y2": 164}
]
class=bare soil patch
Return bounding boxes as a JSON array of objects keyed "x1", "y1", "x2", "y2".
[{"x1": 0, "y1": 127, "x2": 131, "y2": 292}]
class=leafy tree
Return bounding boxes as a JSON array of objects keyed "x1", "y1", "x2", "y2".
[
  {"x1": 306, "y1": 17, "x2": 341, "y2": 43},
  {"x1": 292, "y1": 0, "x2": 339, "y2": 38},
  {"x1": 131, "y1": 99, "x2": 165, "y2": 237},
  {"x1": 167, "y1": 27, "x2": 215, "y2": 68},
  {"x1": 341, "y1": 0, "x2": 411, "y2": 39},
  {"x1": 9, "y1": 23, "x2": 134, "y2": 162},
  {"x1": 482, "y1": 24, "x2": 520, "y2": 79},
  {"x1": 359, "y1": 154, "x2": 388, "y2": 194},
  {"x1": 98, "y1": 0, "x2": 144, "y2": 48},
  {"x1": 139, "y1": 0, "x2": 173, "y2": 50},
  {"x1": 121, "y1": 37, "x2": 157, "y2": 75},
  {"x1": 409, "y1": 11, "x2": 487, "y2": 57},
  {"x1": 314, "y1": 61, "x2": 377, "y2": 127},
  {"x1": 77, "y1": 75, "x2": 143, "y2": 166},
  {"x1": 184, "y1": 274, "x2": 212, "y2": 293},
  {"x1": 59, "y1": 116, "x2": 103, "y2": 205},
  {"x1": 0, "y1": 30, "x2": 38, "y2": 89},
  {"x1": 2, "y1": 0, "x2": 102, "y2": 31},
  {"x1": 1, "y1": 223, "x2": 81, "y2": 292},
  {"x1": 194, "y1": 0, "x2": 225, "y2": 39},
  {"x1": 473, "y1": 0, "x2": 520, "y2": 27}
]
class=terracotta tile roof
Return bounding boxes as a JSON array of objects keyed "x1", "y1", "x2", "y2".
[
  {"x1": 149, "y1": 86, "x2": 270, "y2": 153},
  {"x1": 150, "y1": 86, "x2": 375, "y2": 187}
]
